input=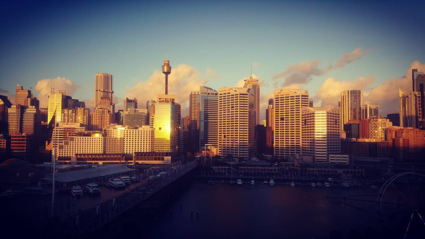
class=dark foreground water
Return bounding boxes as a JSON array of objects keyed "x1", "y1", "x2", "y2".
[{"x1": 101, "y1": 181, "x2": 425, "y2": 239}]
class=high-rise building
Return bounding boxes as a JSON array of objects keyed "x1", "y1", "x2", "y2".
[
  {"x1": 244, "y1": 75, "x2": 260, "y2": 125},
  {"x1": 302, "y1": 107, "x2": 340, "y2": 163},
  {"x1": 91, "y1": 108, "x2": 112, "y2": 131},
  {"x1": 0, "y1": 95, "x2": 12, "y2": 135},
  {"x1": 154, "y1": 94, "x2": 177, "y2": 152},
  {"x1": 124, "y1": 97, "x2": 138, "y2": 111},
  {"x1": 189, "y1": 90, "x2": 200, "y2": 152},
  {"x1": 57, "y1": 133, "x2": 104, "y2": 158},
  {"x1": 189, "y1": 86, "x2": 218, "y2": 152},
  {"x1": 15, "y1": 84, "x2": 31, "y2": 107},
  {"x1": 52, "y1": 123, "x2": 85, "y2": 157},
  {"x1": 361, "y1": 104, "x2": 379, "y2": 119},
  {"x1": 344, "y1": 121, "x2": 360, "y2": 139},
  {"x1": 266, "y1": 99, "x2": 274, "y2": 130},
  {"x1": 387, "y1": 113, "x2": 400, "y2": 127},
  {"x1": 218, "y1": 87, "x2": 255, "y2": 160},
  {"x1": 274, "y1": 89, "x2": 309, "y2": 159},
  {"x1": 47, "y1": 92, "x2": 83, "y2": 125},
  {"x1": 399, "y1": 89, "x2": 421, "y2": 128},
  {"x1": 412, "y1": 69, "x2": 425, "y2": 128},
  {"x1": 123, "y1": 109, "x2": 147, "y2": 127},
  {"x1": 8, "y1": 105, "x2": 24, "y2": 135},
  {"x1": 95, "y1": 73, "x2": 113, "y2": 109},
  {"x1": 22, "y1": 106, "x2": 40, "y2": 136},
  {"x1": 123, "y1": 126, "x2": 154, "y2": 155},
  {"x1": 61, "y1": 108, "x2": 90, "y2": 129},
  {"x1": 175, "y1": 103, "x2": 181, "y2": 152},
  {"x1": 369, "y1": 118, "x2": 392, "y2": 141},
  {"x1": 340, "y1": 90, "x2": 363, "y2": 131},
  {"x1": 147, "y1": 100, "x2": 156, "y2": 127}
]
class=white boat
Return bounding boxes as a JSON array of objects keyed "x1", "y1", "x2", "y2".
[
  {"x1": 86, "y1": 183, "x2": 101, "y2": 195},
  {"x1": 120, "y1": 176, "x2": 131, "y2": 185},
  {"x1": 71, "y1": 186, "x2": 83, "y2": 197},
  {"x1": 324, "y1": 182, "x2": 330, "y2": 188},
  {"x1": 269, "y1": 179, "x2": 275, "y2": 186},
  {"x1": 251, "y1": 180, "x2": 255, "y2": 185},
  {"x1": 109, "y1": 178, "x2": 126, "y2": 188},
  {"x1": 290, "y1": 181, "x2": 295, "y2": 187},
  {"x1": 237, "y1": 179, "x2": 243, "y2": 185},
  {"x1": 311, "y1": 183, "x2": 316, "y2": 187},
  {"x1": 317, "y1": 183, "x2": 323, "y2": 187}
]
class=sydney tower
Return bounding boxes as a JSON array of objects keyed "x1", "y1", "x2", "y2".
[{"x1": 162, "y1": 55, "x2": 171, "y2": 95}]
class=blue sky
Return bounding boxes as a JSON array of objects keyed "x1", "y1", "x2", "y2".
[{"x1": 1, "y1": 0, "x2": 425, "y2": 116}]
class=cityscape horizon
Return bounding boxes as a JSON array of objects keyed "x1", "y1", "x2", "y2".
[{"x1": 1, "y1": 1, "x2": 425, "y2": 239}]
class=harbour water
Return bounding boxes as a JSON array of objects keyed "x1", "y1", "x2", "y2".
[{"x1": 98, "y1": 181, "x2": 425, "y2": 239}]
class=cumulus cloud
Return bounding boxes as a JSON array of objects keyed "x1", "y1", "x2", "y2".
[
  {"x1": 314, "y1": 76, "x2": 375, "y2": 107},
  {"x1": 126, "y1": 64, "x2": 208, "y2": 116},
  {"x1": 34, "y1": 77, "x2": 80, "y2": 107},
  {"x1": 313, "y1": 60, "x2": 425, "y2": 116},
  {"x1": 0, "y1": 88, "x2": 15, "y2": 104},
  {"x1": 205, "y1": 68, "x2": 220, "y2": 79},
  {"x1": 273, "y1": 48, "x2": 369, "y2": 89}
]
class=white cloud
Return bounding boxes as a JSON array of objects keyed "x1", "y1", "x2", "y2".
[
  {"x1": 272, "y1": 47, "x2": 369, "y2": 89},
  {"x1": 34, "y1": 77, "x2": 80, "y2": 108}
]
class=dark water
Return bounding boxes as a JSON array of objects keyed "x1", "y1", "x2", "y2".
[{"x1": 106, "y1": 181, "x2": 425, "y2": 239}]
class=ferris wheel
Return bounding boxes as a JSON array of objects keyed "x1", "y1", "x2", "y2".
[{"x1": 377, "y1": 172, "x2": 425, "y2": 237}]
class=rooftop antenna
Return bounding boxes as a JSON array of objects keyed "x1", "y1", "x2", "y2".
[{"x1": 166, "y1": 51, "x2": 168, "y2": 60}]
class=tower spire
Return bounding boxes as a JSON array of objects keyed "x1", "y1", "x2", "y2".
[{"x1": 162, "y1": 54, "x2": 172, "y2": 95}]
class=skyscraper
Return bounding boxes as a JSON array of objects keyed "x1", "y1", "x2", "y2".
[
  {"x1": 266, "y1": 99, "x2": 274, "y2": 130},
  {"x1": 95, "y1": 73, "x2": 113, "y2": 109},
  {"x1": 124, "y1": 97, "x2": 138, "y2": 111},
  {"x1": 15, "y1": 84, "x2": 31, "y2": 106},
  {"x1": 399, "y1": 89, "x2": 421, "y2": 128},
  {"x1": 0, "y1": 95, "x2": 12, "y2": 135},
  {"x1": 189, "y1": 86, "x2": 219, "y2": 152},
  {"x1": 302, "y1": 107, "x2": 340, "y2": 163},
  {"x1": 123, "y1": 109, "x2": 148, "y2": 127},
  {"x1": 340, "y1": 90, "x2": 363, "y2": 131},
  {"x1": 412, "y1": 69, "x2": 425, "y2": 128},
  {"x1": 361, "y1": 104, "x2": 379, "y2": 119},
  {"x1": 154, "y1": 94, "x2": 177, "y2": 152},
  {"x1": 243, "y1": 75, "x2": 260, "y2": 125},
  {"x1": 218, "y1": 87, "x2": 255, "y2": 160},
  {"x1": 274, "y1": 89, "x2": 309, "y2": 159}
]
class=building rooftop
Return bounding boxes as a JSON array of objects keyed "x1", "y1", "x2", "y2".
[{"x1": 54, "y1": 165, "x2": 135, "y2": 183}]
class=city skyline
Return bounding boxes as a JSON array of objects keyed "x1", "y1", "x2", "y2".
[{"x1": 1, "y1": 0, "x2": 425, "y2": 120}]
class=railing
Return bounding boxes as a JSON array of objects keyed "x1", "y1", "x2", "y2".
[{"x1": 57, "y1": 160, "x2": 197, "y2": 235}]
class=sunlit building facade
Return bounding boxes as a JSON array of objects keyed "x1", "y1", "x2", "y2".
[
  {"x1": 57, "y1": 133, "x2": 104, "y2": 158},
  {"x1": 274, "y1": 89, "x2": 309, "y2": 159},
  {"x1": 91, "y1": 108, "x2": 112, "y2": 130},
  {"x1": 154, "y1": 94, "x2": 177, "y2": 152},
  {"x1": 95, "y1": 73, "x2": 113, "y2": 109},
  {"x1": 243, "y1": 75, "x2": 260, "y2": 125},
  {"x1": 218, "y1": 87, "x2": 255, "y2": 159},
  {"x1": 340, "y1": 90, "x2": 363, "y2": 131},
  {"x1": 123, "y1": 126, "x2": 154, "y2": 155},
  {"x1": 302, "y1": 107, "x2": 340, "y2": 163}
]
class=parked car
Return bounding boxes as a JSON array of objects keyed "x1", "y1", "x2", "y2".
[
  {"x1": 120, "y1": 176, "x2": 131, "y2": 185},
  {"x1": 109, "y1": 178, "x2": 126, "y2": 189},
  {"x1": 71, "y1": 186, "x2": 83, "y2": 197},
  {"x1": 86, "y1": 183, "x2": 101, "y2": 195}
]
